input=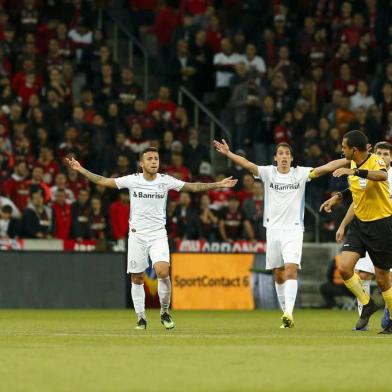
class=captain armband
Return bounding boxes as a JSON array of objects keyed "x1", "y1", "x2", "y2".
[
  {"x1": 336, "y1": 188, "x2": 351, "y2": 201},
  {"x1": 308, "y1": 170, "x2": 319, "y2": 180}
]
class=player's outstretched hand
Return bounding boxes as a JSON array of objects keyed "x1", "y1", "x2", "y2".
[
  {"x1": 64, "y1": 156, "x2": 82, "y2": 172},
  {"x1": 336, "y1": 225, "x2": 345, "y2": 243},
  {"x1": 333, "y1": 168, "x2": 353, "y2": 177},
  {"x1": 319, "y1": 195, "x2": 340, "y2": 213},
  {"x1": 219, "y1": 176, "x2": 238, "y2": 188},
  {"x1": 213, "y1": 139, "x2": 230, "y2": 156}
]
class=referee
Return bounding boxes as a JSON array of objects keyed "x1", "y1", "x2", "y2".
[{"x1": 320, "y1": 130, "x2": 392, "y2": 334}]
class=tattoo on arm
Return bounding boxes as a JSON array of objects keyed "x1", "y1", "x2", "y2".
[
  {"x1": 182, "y1": 182, "x2": 219, "y2": 192},
  {"x1": 80, "y1": 168, "x2": 105, "y2": 184}
]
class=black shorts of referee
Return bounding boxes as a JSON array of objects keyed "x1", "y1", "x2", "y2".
[{"x1": 343, "y1": 215, "x2": 392, "y2": 271}]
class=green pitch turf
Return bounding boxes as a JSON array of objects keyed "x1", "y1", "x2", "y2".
[{"x1": 0, "y1": 309, "x2": 390, "y2": 392}]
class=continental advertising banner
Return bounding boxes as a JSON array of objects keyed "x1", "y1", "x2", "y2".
[{"x1": 172, "y1": 253, "x2": 254, "y2": 310}]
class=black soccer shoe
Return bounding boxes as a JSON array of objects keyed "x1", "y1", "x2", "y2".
[
  {"x1": 134, "y1": 318, "x2": 147, "y2": 330},
  {"x1": 355, "y1": 299, "x2": 378, "y2": 330},
  {"x1": 378, "y1": 319, "x2": 392, "y2": 334}
]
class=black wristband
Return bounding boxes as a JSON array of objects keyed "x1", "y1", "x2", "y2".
[
  {"x1": 338, "y1": 188, "x2": 352, "y2": 200},
  {"x1": 353, "y1": 169, "x2": 368, "y2": 178}
]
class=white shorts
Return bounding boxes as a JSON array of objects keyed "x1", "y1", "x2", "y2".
[
  {"x1": 355, "y1": 252, "x2": 375, "y2": 275},
  {"x1": 127, "y1": 228, "x2": 170, "y2": 273},
  {"x1": 265, "y1": 228, "x2": 303, "y2": 270}
]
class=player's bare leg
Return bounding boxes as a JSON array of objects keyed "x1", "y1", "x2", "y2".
[
  {"x1": 374, "y1": 267, "x2": 392, "y2": 334},
  {"x1": 154, "y1": 261, "x2": 175, "y2": 329},
  {"x1": 131, "y1": 272, "x2": 147, "y2": 330},
  {"x1": 339, "y1": 252, "x2": 378, "y2": 330}
]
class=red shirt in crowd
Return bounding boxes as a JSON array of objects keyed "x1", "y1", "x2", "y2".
[
  {"x1": 208, "y1": 188, "x2": 234, "y2": 209},
  {"x1": 3, "y1": 174, "x2": 30, "y2": 211},
  {"x1": 53, "y1": 202, "x2": 72, "y2": 239},
  {"x1": 333, "y1": 78, "x2": 357, "y2": 96},
  {"x1": 35, "y1": 160, "x2": 60, "y2": 185},
  {"x1": 109, "y1": 200, "x2": 130, "y2": 239},
  {"x1": 146, "y1": 99, "x2": 177, "y2": 119},
  {"x1": 236, "y1": 189, "x2": 252, "y2": 205},
  {"x1": 148, "y1": 5, "x2": 177, "y2": 47}
]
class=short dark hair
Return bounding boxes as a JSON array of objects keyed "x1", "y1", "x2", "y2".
[
  {"x1": 343, "y1": 130, "x2": 368, "y2": 151},
  {"x1": 374, "y1": 141, "x2": 392, "y2": 153},
  {"x1": 1, "y1": 205, "x2": 12, "y2": 214},
  {"x1": 274, "y1": 142, "x2": 293, "y2": 156},
  {"x1": 139, "y1": 147, "x2": 159, "y2": 161}
]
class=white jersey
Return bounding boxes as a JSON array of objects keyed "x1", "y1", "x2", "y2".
[
  {"x1": 115, "y1": 173, "x2": 185, "y2": 233},
  {"x1": 256, "y1": 165, "x2": 313, "y2": 231}
]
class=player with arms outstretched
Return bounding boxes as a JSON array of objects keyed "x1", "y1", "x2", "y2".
[
  {"x1": 214, "y1": 140, "x2": 348, "y2": 328},
  {"x1": 320, "y1": 131, "x2": 392, "y2": 334},
  {"x1": 335, "y1": 141, "x2": 392, "y2": 330},
  {"x1": 66, "y1": 147, "x2": 237, "y2": 330}
]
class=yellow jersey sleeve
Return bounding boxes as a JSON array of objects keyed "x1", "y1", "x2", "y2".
[{"x1": 349, "y1": 154, "x2": 392, "y2": 221}]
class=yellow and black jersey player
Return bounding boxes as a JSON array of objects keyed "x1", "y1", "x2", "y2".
[{"x1": 320, "y1": 130, "x2": 392, "y2": 334}]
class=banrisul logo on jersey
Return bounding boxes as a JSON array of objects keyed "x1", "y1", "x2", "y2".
[
  {"x1": 269, "y1": 183, "x2": 300, "y2": 191},
  {"x1": 132, "y1": 191, "x2": 165, "y2": 199}
]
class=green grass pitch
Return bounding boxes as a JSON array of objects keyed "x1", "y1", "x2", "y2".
[{"x1": 0, "y1": 309, "x2": 390, "y2": 392}]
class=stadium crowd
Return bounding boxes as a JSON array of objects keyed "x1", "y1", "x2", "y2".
[{"x1": 0, "y1": 0, "x2": 391, "y2": 244}]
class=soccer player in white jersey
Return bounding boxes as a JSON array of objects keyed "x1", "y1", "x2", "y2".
[
  {"x1": 336, "y1": 141, "x2": 392, "y2": 329},
  {"x1": 214, "y1": 139, "x2": 348, "y2": 328},
  {"x1": 66, "y1": 147, "x2": 237, "y2": 330}
]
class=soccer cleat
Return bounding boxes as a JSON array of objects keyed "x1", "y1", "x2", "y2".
[
  {"x1": 378, "y1": 318, "x2": 392, "y2": 334},
  {"x1": 134, "y1": 318, "x2": 147, "y2": 330},
  {"x1": 281, "y1": 313, "x2": 294, "y2": 328},
  {"x1": 160, "y1": 312, "x2": 175, "y2": 329},
  {"x1": 280, "y1": 324, "x2": 285, "y2": 329},
  {"x1": 381, "y1": 306, "x2": 390, "y2": 329},
  {"x1": 355, "y1": 298, "x2": 378, "y2": 330},
  {"x1": 351, "y1": 325, "x2": 368, "y2": 332}
]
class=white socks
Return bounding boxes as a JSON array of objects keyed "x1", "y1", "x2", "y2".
[
  {"x1": 275, "y1": 282, "x2": 286, "y2": 312},
  {"x1": 357, "y1": 279, "x2": 371, "y2": 315},
  {"x1": 158, "y1": 277, "x2": 171, "y2": 315},
  {"x1": 131, "y1": 283, "x2": 146, "y2": 320},
  {"x1": 284, "y1": 279, "x2": 298, "y2": 316}
]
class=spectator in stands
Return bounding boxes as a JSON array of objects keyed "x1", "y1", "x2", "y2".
[
  {"x1": 166, "y1": 152, "x2": 191, "y2": 183},
  {"x1": 241, "y1": 43, "x2": 266, "y2": 83},
  {"x1": 231, "y1": 77, "x2": 265, "y2": 149},
  {"x1": 27, "y1": 166, "x2": 51, "y2": 204},
  {"x1": 22, "y1": 190, "x2": 54, "y2": 239},
  {"x1": 50, "y1": 173, "x2": 75, "y2": 205},
  {"x1": 320, "y1": 254, "x2": 355, "y2": 308},
  {"x1": 190, "y1": 29, "x2": 214, "y2": 100},
  {"x1": 350, "y1": 80, "x2": 375, "y2": 111},
  {"x1": 242, "y1": 180, "x2": 265, "y2": 241},
  {"x1": 213, "y1": 37, "x2": 242, "y2": 112},
  {"x1": 89, "y1": 195, "x2": 109, "y2": 240},
  {"x1": 109, "y1": 189, "x2": 130, "y2": 240},
  {"x1": 253, "y1": 95, "x2": 278, "y2": 166},
  {"x1": 146, "y1": 85, "x2": 177, "y2": 120},
  {"x1": 197, "y1": 193, "x2": 218, "y2": 241},
  {"x1": 167, "y1": 39, "x2": 197, "y2": 94},
  {"x1": 236, "y1": 173, "x2": 254, "y2": 204},
  {"x1": 218, "y1": 195, "x2": 252, "y2": 242},
  {"x1": 183, "y1": 128, "x2": 209, "y2": 175},
  {"x1": 70, "y1": 188, "x2": 91, "y2": 241},
  {"x1": 3, "y1": 160, "x2": 30, "y2": 212},
  {"x1": 173, "y1": 192, "x2": 199, "y2": 239},
  {"x1": 117, "y1": 66, "x2": 143, "y2": 109},
  {"x1": 104, "y1": 131, "x2": 136, "y2": 174},
  {"x1": 35, "y1": 146, "x2": 60, "y2": 185},
  {"x1": 52, "y1": 188, "x2": 72, "y2": 240},
  {"x1": 0, "y1": 205, "x2": 20, "y2": 238},
  {"x1": 128, "y1": 122, "x2": 150, "y2": 155},
  {"x1": 68, "y1": 19, "x2": 93, "y2": 70},
  {"x1": 0, "y1": 192, "x2": 20, "y2": 219}
]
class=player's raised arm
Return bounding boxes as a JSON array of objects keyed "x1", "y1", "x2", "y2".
[
  {"x1": 333, "y1": 167, "x2": 388, "y2": 181},
  {"x1": 213, "y1": 139, "x2": 258, "y2": 176},
  {"x1": 64, "y1": 157, "x2": 117, "y2": 189},
  {"x1": 310, "y1": 158, "x2": 350, "y2": 179},
  {"x1": 181, "y1": 176, "x2": 237, "y2": 192}
]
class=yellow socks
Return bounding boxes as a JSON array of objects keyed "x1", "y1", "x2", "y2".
[
  {"x1": 382, "y1": 287, "x2": 392, "y2": 320},
  {"x1": 344, "y1": 273, "x2": 370, "y2": 305}
]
